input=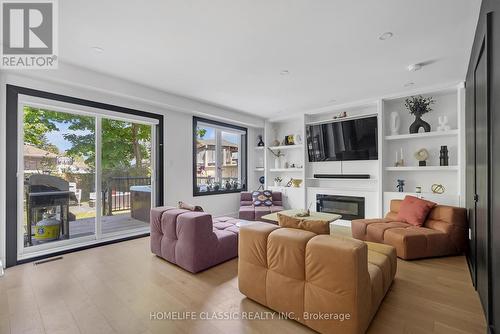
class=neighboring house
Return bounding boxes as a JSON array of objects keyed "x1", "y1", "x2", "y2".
[
  {"x1": 23, "y1": 144, "x2": 58, "y2": 173},
  {"x1": 24, "y1": 144, "x2": 91, "y2": 174},
  {"x1": 196, "y1": 138, "x2": 239, "y2": 180}
]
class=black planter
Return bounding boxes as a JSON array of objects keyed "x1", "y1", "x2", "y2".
[{"x1": 409, "y1": 115, "x2": 431, "y2": 134}]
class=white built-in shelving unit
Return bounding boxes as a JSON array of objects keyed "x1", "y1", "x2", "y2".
[
  {"x1": 254, "y1": 82, "x2": 465, "y2": 218},
  {"x1": 381, "y1": 84, "x2": 465, "y2": 214}
]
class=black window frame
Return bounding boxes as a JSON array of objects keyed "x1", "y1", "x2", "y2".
[
  {"x1": 5, "y1": 85, "x2": 164, "y2": 267},
  {"x1": 192, "y1": 116, "x2": 248, "y2": 196}
]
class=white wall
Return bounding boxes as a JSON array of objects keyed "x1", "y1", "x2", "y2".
[{"x1": 0, "y1": 63, "x2": 265, "y2": 268}]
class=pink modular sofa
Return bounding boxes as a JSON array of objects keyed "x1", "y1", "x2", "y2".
[
  {"x1": 150, "y1": 207, "x2": 240, "y2": 273},
  {"x1": 238, "y1": 191, "x2": 284, "y2": 221}
]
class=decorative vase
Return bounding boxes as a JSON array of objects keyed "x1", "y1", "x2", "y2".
[
  {"x1": 409, "y1": 114, "x2": 431, "y2": 134},
  {"x1": 274, "y1": 181, "x2": 281, "y2": 187},
  {"x1": 274, "y1": 156, "x2": 281, "y2": 169},
  {"x1": 440, "y1": 146, "x2": 449, "y2": 166},
  {"x1": 389, "y1": 112, "x2": 400, "y2": 135}
]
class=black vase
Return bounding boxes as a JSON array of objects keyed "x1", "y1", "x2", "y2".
[
  {"x1": 440, "y1": 146, "x2": 449, "y2": 166},
  {"x1": 409, "y1": 115, "x2": 431, "y2": 134}
]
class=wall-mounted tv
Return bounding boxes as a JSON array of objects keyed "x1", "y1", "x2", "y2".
[{"x1": 306, "y1": 116, "x2": 378, "y2": 162}]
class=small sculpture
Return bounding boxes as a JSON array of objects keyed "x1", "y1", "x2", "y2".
[
  {"x1": 394, "y1": 147, "x2": 405, "y2": 167},
  {"x1": 437, "y1": 116, "x2": 451, "y2": 132},
  {"x1": 431, "y1": 184, "x2": 445, "y2": 194},
  {"x1": 390, "y1": 111, "x2": 401, "y2": 135},
  {"x1": 257, "y1": 135, "x2": 264, "y2": 146},
  {"x1": 333, "y1": 111, "x2": 347, "y2": 119},
  {"x1": 414, "y1": 148, "x2": 429, "y2": 166},
  {"x1": 397, "y1": 179, "x2": 405, "y2": 192}
]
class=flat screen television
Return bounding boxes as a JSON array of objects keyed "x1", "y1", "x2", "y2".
[{"x1": 306, "y1": 116, "x2": 378, "y2": 162}]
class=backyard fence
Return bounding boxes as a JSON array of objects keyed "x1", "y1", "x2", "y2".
[{"x1": 103, "y1": 176, "x2": 151, "y2": 216}]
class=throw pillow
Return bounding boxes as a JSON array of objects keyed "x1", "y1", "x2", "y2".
[
  {"x1": 178, "y1": 201, "x2": 204, "y2": 212},
  {"x1": 252, "y1": 190, "x2": 273, "y2": 206},
  {"x1": 277, "y1": 213, "x2": 330, "y2": 234},
  {"x1": 396, "y1": 195, "x2": 436, "y2": 227}
]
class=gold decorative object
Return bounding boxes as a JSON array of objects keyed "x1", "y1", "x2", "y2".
[
  {"x1": 414, "y1": 148, "x2": 429, "y2": 161},
  {"x1": 295, "y1": 210, "x2": 310, "y2": 217},
  {"x1": 431, "y1": 184, "x2": 445, "y2": 194},
  {"x1": 291, "y1": 179, "x2": 303, "y2": 188}
]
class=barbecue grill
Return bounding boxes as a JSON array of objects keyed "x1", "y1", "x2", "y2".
[{"x1": 25, "y1": 174, "x2": 71, "y2": 246}]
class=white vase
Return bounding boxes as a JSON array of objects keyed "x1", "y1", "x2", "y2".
[
  {"x1": 390, "y1": 112, "x2": 400, "y2": 135},
  {"x1": 274, "y1": 181, "x2": 281, "y2": 187},
  {"x1": 275, "y1": 157, "x2": 281, "y2": 169}
]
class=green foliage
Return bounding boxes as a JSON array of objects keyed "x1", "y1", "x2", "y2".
[
  {"x1": 23, "y1": 106, "x2": 152, "y2": 175},
  {"x1": 404, "y1": 95, "x2": 435, "y2": 116},
  {"x1": 196, "y1": 127, "x2": 207, "y2": 138}
]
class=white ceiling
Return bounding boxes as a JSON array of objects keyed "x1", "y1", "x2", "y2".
[{"x1": 59, "y1": 0, "x2": 481, "y2": 119}]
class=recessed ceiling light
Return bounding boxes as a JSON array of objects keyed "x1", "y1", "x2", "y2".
[
  {"x1": 91, "y1": 46, "x2": 104, "y2": 53},
  {"x1": 404, "y1": 82, "x2": 415, "y2": 87},
  {"x1": 379, "y1": 32, "x2": 393, "y2": 40},
  {"x1": 407, "y1": 63, "x2": 422, "y2": 72},
  {"x1": 280, "y1": 70, "x2": 289, "y2": 75}
]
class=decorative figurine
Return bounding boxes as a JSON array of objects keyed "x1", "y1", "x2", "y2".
[
  {"x1": 431, "y1": 184, "x2": 445, "y2": 194},
  {"x1": 437, "y1": 116, "x2": 451, "y2": 132},
  {"x1": 414, "y1": 148, "x2": 429, "y2": 166},
  {"x1": 397, "y1": 179, "x2": 405, "y2": 192},
  {"x1": 440, "y1": 145, "x2": 449, "y2": 166},
  {"x1": 394, "y1": 147, "x2": 405, "y2": 167},
  {"x1": 390, "y1": 111, "x2": 401, "y2": 135},
  {"x1": 257, "y1": 135, "x2": 264, "y2": 146},
  {"x1": 415, "y1": 186, "x2": 422, "y2": 193}
]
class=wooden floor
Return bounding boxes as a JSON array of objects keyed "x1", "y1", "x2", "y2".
[{"x1": 0, "y1": 234, "x2": 486, "y2": 334}]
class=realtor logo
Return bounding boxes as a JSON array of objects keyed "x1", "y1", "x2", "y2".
[{"x1": 1, "y1": 0, "x2": 58, "y2": 69}]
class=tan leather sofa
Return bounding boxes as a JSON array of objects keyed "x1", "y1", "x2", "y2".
[
  {"x1": 352, "y1": 199, "x2": 467, "y2": 260},
  {"x1": 238, "y1": 223, "x2": 396, "y2": 334}
]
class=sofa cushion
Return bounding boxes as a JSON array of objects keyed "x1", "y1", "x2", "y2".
[
  {"x1": 239, "y1": 206, "x2": 255, "y2": 220},
  {"x1": 383, "y1": 227, "x2": 449, "y2": 259},
  {"x1": 365, "y1": 221, "x2": 411, "y2": 241},
  {"x1": 277, "y1": 213, "x2": 330, "y2": 235},
  {"x1": 252, "y1": 190, "x2": 273, "y2": 206},
  {"x1": 396, "y1": 195, "x2": 436, "y2": 226}
]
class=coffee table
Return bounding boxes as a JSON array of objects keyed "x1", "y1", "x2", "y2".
[{"x1": 260, "y1": 209, "x2": 342, "y2": 224}]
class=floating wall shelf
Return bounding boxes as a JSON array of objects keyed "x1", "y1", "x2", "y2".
[
  {"x1": 385, "y1": 129, "x2": 459, "y2": 140},
  {"x1": 385, "y1": 166, "x2": 459, "y2": 171},
  {"x1": 269, "y1": 168, "x2": 304, "y2": 172},
  {"x1": 268, "y1": 144, "x2": 304, "y2": 150}
]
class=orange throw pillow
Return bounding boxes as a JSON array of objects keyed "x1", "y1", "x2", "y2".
[
  {"x1": 396, "y1": 195, "x2": 436, "y2": 227},
  {"x1": 277, "y1": 213, "x2": 330, "y2": 234}
]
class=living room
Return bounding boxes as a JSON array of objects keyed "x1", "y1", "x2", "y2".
[{"x1": 0, "y1": 0, "x2": 498, "y2": 333}]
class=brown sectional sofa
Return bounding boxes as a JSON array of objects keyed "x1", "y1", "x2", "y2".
[
  {"x1": 238, "y1": 223, "x2": 397, "y2": 334},
  {"x1": 352, "y1": 199, "x2": 468, "y2": 260}
]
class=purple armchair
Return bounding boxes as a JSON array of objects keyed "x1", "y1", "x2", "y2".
[
  {"x1": 238, "y1": 191, "x2": 284, "y2": 222},
  {"x1": 150, "y1": 207, "x2": 240, "y2": 273}
]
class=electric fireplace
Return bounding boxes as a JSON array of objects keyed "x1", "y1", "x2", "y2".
[{"x1": 316, "y1": 194, "x2": 365, "y2": 220}]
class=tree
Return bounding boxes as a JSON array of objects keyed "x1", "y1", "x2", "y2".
[{"x1": 23, "y1": 106, "x2": 152, "y2": 175}]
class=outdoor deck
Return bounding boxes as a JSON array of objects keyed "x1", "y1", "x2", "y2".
[{"x1": 69, "y1": 212, "x2": 150, "y2": 238}]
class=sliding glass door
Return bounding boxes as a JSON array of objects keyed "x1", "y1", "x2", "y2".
[{"x1": 17, "y1": 95, "x2": 158, "y2": 259}]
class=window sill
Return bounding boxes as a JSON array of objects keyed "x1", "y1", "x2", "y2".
[{"x1": 193, "y1": 188, "x2": 247, "y2": 197}]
